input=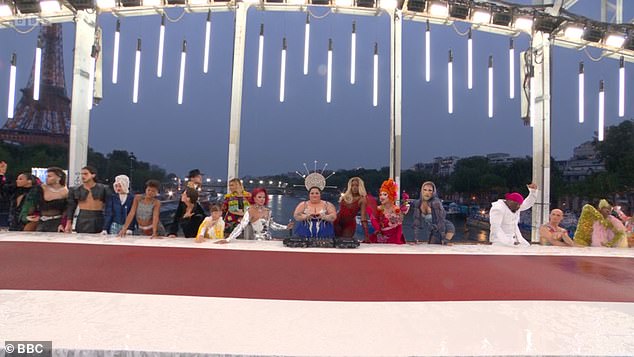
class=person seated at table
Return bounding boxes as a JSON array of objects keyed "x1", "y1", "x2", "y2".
[
  {"x1": 293, "y1": 186, "x2": 337, "y2": 246},
  {"x1": 539, "y1": 209, "x2": 576, "y2": 246},
  {"x1": 223, "y1": 187, "x2": 291, "y2": 242},
  {"x1": 574, "y1": 199, "x2": 628, "y2": 248},
  {"x1": 196, "y1": 203, "x2": 225, "y2": 242}
]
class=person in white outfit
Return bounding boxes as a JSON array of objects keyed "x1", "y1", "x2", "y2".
[{"x1": 489, "y1": 183, "x2": 538, "y2": 247}]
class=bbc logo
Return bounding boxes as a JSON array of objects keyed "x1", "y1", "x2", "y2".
[
  {"x1": 4, "y1": 341, "x2": 52, "y2": 357},
  {"x1": 13, "y1": 18, "x2": 39, "y2": 28}
]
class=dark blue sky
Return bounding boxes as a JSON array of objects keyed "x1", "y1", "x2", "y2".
[{"x1": 0, "y1": 1, "x2": 632, "y2": 178}]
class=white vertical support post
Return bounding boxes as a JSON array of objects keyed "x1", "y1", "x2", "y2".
[
  {"x1": 227, "y1": 2, "x2": 249, "y2": 184},
  {"x1": 389, "y1": 9, "x2": 403, "y2": 201},
  {"x1": 530, "y1": 31, "x2": 551, "y2": 243},
  {"x1": 615, "y1": 0, "x2": 623, "y2": 24},
  {"x1": 601, "y1": 0, "x2": 607, "y2": 22},
  {"x1": 68, "y1": 10, "x2": 97, "y2": 186}
]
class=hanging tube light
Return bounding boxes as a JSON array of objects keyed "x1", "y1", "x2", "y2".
[
  {"x1": 303, "y1": 14, "x2": 310, "y2": 75},
  {"x1": 112, "y1": 19, "x2": 121, "y2": 84},
  {"x1": 350, "y1": 21, "x2": 356, "y2": 84},
  {"x1": 373, "y1": 42, "x2": 378, "y2": 107},
  {"x1": 203, "y1": 11, "x2": 211, "y2": 74},
  {"x1": 467, "y1": 29, "x2": 473, "y2": 89},
  {"x1": 448, "y1": 50, "x2": 453, "y2": 114},
  {"x1": 178, "y1": 40, "x2": 187, "y2": 105},
  {"x1": 33, "y1": 38, "x2": 42, "y2": 101},
  {"x1": 425, "y1": 20, "x2": 430, "y2": 82},
  {"x1": 157, "y1": 14, "x2": 165, "y2": 78},
  {"x1": 257, "y1": 24, "x2": 264, "y2": 88},
  {"x1": 7, "y1": 53, "x2": 16, "y2": 119},
  {"x1": 598, "y1": 80, "x2": 605, "y2": 141},
  {"x1": 619, "y1": 56, "x2": 625, "y2": 117},
  {"x1": 280, "y1": 37, "x2": 287, "y2": 102},
  {"x1": 488, "y1": 55, "x2": 493, "y2": 118},
  {"x1": 133, "y1": 39, "x2": 141, "y2": 103},
  {"x1": 509, "y1": 38, "x2": 514, "y2": 99},
  {"x1": 327, "y1": 38, "x2": 332, "y2": 103},
  {"x1": 578, "y1": 61, "x2": 584, "y2": 123}
]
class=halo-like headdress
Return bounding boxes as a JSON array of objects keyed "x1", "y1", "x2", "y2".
[
  {"x1": 380, "y1": 178, "x2": 398, "y2": 202},
  {"x1": 295, "y1": 160, "x2": 336, "y2": 191}
]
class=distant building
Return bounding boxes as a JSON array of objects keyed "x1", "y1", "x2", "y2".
[
  {"x1": 561, "y1": 141, "x2": 605, "y2": 182},
  {"x1": 486, "y1": 153, "x2": 523, "y2": 166},
  {"x1": 435, "y1": 156, "x2": 459, "y2": 176}
]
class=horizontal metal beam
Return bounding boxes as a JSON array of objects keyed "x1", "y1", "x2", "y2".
[{"x1": 0, "y1": 1, "x2": 632, "y2": 61}]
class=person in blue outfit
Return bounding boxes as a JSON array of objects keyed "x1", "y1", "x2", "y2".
[{"x1": 102, "y1": 175, "x2": 135, "y2": 235}]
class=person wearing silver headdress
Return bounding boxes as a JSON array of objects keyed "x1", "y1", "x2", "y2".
[{"x1": 290, "y1": 172, "x2": 337, "y2": 247}]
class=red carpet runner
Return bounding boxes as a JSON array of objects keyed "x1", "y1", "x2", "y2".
[{"x1": 1, "y1": 241, "x2": 633, "y2": 302}]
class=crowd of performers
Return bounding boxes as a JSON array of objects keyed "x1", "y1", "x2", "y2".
[{"x1": 0, "y1": 161, "x2": 631, "y2": 248}]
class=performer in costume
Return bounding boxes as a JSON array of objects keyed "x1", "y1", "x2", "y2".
[
  {"x1": 488, "y1": 183, "x2": 538, "y2": 247},
  {"x1": 290, "y1": 172, "x2": 337, "y2": 247},
  {"x1": 411, "y1": 181, "x2": 455, "y2": 244},
  {"x1": 222, "y1": 178, "x2": 251, "y2": 236},
  {"x1": 222, "y1": 187, "x2": 291, "y2": 242},
  {"x1": 334, "y1": 177, "x2": 369, "y2": 241},
  {"x1": 574, "y1": 199, "x2": 628, "y2": 248},
  {"x1": 368, "y1": 178, "x2": 409, "y2": 244}
]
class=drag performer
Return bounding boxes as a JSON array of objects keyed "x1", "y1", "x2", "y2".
[
  {"x1": 102, "y1": 175, "x2": 135, "y2": 235},
  {"x1": 222, "y1": 178, "x2": 251, "y2": 235},
  {"x1": 488, "y1": 183, "x2": 538, "y2": 247},
  {"x1": 291, "y1": 173, "x2": 337, "y2": 246},
  {"x1": 368, "y1": 178, "x2": 409, "y2": 244},
  {"x1": 411, "y1": 181, "x2": 455, "y2": 244},
  {"x1": 65, "y1": 166, "x2": 109, "y2": 234},
  {"x1": 223, "y1": 187, "x2": 291, "y2": 242},
  {"x1": 333, "y1": 177, "x2": 369, "y2": 240},
  {"x1": 574, "y1": 199, "x2": 628, "y2": 248},
  {"x1": 25, "y1": 167, "x2": 68, "y2": 232}
]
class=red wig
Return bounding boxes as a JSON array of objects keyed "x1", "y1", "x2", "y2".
[
  {"x1": 380, "y1": 179, "x2": 398, "y2": 202},
  {"x1": 250, "y1": 187, "x2": 269, "y2": 205}
]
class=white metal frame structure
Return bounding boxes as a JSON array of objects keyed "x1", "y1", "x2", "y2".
[{"x1": 1, "y1": 0, "x2": 633, "y2": 241}]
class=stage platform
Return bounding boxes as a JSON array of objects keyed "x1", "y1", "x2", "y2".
[{"x1": 1, "y1": 233, "x2": 633, "y2": 356}]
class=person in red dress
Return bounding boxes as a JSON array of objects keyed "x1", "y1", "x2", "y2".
[
  {"x1": 334, "y1": 177, "x2": 369, "y2": 240},
  {"x1": 368, "y1": 178, "x2": 409, "y2": 244}
]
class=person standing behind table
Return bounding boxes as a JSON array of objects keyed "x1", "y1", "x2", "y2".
[
  {"x1": 333, "y1": 177, "x2": 369, "y2": 241},
  {"x1": 167, "y1": 187, "x2": 205, "y2": 238},
  {"x1": 64, "y1": 166, "x2": 110, "y2": 234},
  {"x1": 119, "y1": 179, "x2": 166, "y2": 238},
  {"x1": 0, "y1": 166, "x2": 39, "y2": 231},
  {"x1": 488, "y1": 183, "x2": 538, "y2": 247},
  {"x1": 222, "y1": 178, "x2": 251, "y2": 236},
  {"x1": 102, "y1": 175, "x2": 135, "y2": 235},
  {"x1": 25, "y1": 167, "x2": 69, "y2": 232}
]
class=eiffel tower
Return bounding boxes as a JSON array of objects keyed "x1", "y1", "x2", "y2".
[{"x1": 0, "y1": 24, "x2": 70, "y2": 146}]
